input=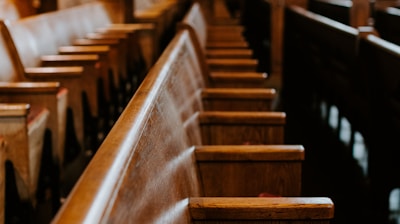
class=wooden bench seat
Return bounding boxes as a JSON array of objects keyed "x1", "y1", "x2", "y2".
[
  {"x1": 0, "y1": 103, "x2": 49, "y2": 205},
  {"x1": 179, "y1": 2, "x2": 257, "y2": 73},
  {"x1": 51, "y1": 26, "x2": 334, "y2": 224}
]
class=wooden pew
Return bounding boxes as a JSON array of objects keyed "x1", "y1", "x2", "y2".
[
  {"x1": 373, "y1": 6, "x2": 400, "y2": 46},
  {"x1": 284, "y1": 5, "x2": 376, "y2": 150},
  {"x1": 0, "y1": 20, "x2": 74, "y2": 170},
  {"x1": 307, "y1": 0, "x2": 371, "y2": 27},
  {"x1": 308, "y1": 0, "x2": 352, "y2": 25},
  {"x1": 133, "y1": 0, "x2": 190, "y2": 56},
  {"x1": 178, "y1": 2, "x2": 259, "y2": 72},
  {"x1": 357, "y1": 34, "x2": 400, "y2": 224},
  {"x1": 0, "y1": 137, "x2": 6, "y2": 224},
  {"x1": 52, "y1": 27, "x2": 334, "y2": 224},
  {"x1": 177, "y1": 7, "x2": 270, "y2": 88},
  {"x1": 169, "y1": 29, "x2": 276, "y2": 111},
  {"x1": 0, "y1": 19, "x2": 93, "y2": 157},
  {"x1": 0, "y1": 103, "x2": 49, "y2": 206}
]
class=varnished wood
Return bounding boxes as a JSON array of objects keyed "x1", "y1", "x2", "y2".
[
  {"x1": 52, "y1": 24, "x2": 333, "y2": 224},
  {"x1": 0, "y1": 20, "x2": 71, "y2": 169},
  {"x1": 190, "y1": 197, "x2": 334, "y2": 220},
  {"x1": 0, "y1": 103, "x2": 49, "y2": 204},
  {"x1": 178, "y1": 2, "x2": 254, "y2": 63}
]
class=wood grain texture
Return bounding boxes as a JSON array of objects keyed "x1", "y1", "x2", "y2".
[
  {"x1": 52, "y1": 27, "x2": 332, "y2": 223},
  {"x1": 0, "y1": 103, "x2": 49, "y2": 204}
]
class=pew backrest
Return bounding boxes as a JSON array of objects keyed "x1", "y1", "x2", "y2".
[
  {"x1": 284, "y1": 5, "x2": 374, "y2": 140},
  {"x1": 0, "y1": 0, "x2": 21, "y2": 22},
  {"x1": 374, "y1": 7, "x2": 400, "y2": 46},
  {"x1": 308, "y1": 0, "x2": 352, "y2": 25}
]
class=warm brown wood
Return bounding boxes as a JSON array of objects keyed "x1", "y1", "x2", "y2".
[
  {"x1": 202, "y1": 88, "x2": 276, "y2": 111},
  {"x1": 175, "y1": 23, "x2": 268, "y2": 88},
  {"x1": 0, "y1": 103, "x2": 49, "y2": 205},
  {"x1": 0, "y1": 137, "x2": 5, "y2": 224},
  {"x1": 190, "y1": 197, "x2": 334, "y2": 220},
  {"x1": 206, "y1": 49, "x2": 253, "y2": 59},
  {"x1": 0, "y1": 20, "x2": 72, "y2": 168},
  {"x1": 178, "y1": 2, "x2": 256, "y2": 66},
  {"x1": 52, "y1": 25, "x2": 333, "y2": 224},
  {"x1": 2, "y1": 16, "x2": 98, "y2": 149},
  {"x1": 196, "y1": 145, "x2": 304, "y2": 196},
  {"x1": 0, "y1": 82, "x2": 68, "y2": 166}
]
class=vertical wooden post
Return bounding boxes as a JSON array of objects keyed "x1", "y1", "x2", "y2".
[
  {"x1": 350, "y1": 0, "x2": 371, "y2": 27},
  {"x1": 268, "y1": 0, "x2": 307, "y2": 90},
  {"x1": 268, "y1": 0, "x2": 284, "y2": 90},
  {"x1": 13, "y1": 0, "x2": 38, "y2": 16}
]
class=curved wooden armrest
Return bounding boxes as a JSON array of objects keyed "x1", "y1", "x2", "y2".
[
  {"x1": 189, "y1": 197, "x2": 334, "y2": 220},
  {"x1": 0, "y1": 103, "x2": 29, "y2": 117},
  {"x1": 202, "y1": 88, "x2": 276, "y2": 100},
  {"x1": 199, "y1": 111, "x2": 286, "y2": 125},
  {"x1": 195, "y1": 145, "x2": 304, "y2": 161},
  {"x1": 0, "y1": 82, "x2": 60, "y2": 93},
  {"x1": 24, "y1": 66, "x2": 83, "y2": 79}
]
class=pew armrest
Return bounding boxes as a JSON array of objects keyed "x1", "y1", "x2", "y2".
[
  {"x1": 58, "y1": 45, "x2": 110, "y2": 55},
  {"x1": 24, "y1": 67, "x2": 83, "y2": 79},
  {"x1": 201, "y1": 88, "x2": 276, "y2": 111},
  {"x1": 0, "y1": 82, "x2": 60, "y2": 94},
  {"x1": 195, "y1": 145, "x2": 304, "y2": 196},
  {"x1": 206, "y1": 49, "x2": 253, "y2": 59},
  {"x1": 209, "y1": 72, "x2": 268, "y2": 88},
  {"x1": 189, "y1": 197, "x2": 334, "y2": 221},
  {"x1": 207, "y1": 58, "x2": 258, "y2": 72},
  {"x1": 99, "y1": 23, "x2": 156, "y2": 34},
  {"x1": 0, "y1": 103, "x2": 29, "y2": 117},
  {"x1": 198, "y1": 111, "x2": 286, "y2": 145},
  {"x1": 40, "y1": 55, "x2": 99, "y2": 66}
]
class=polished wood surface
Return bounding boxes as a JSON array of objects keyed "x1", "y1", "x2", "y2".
[
  {"x1": 52, "y1": 26, "x2": 333, "y2": 224},
  {"x1": 0, "y1": 103, "x2": 49, "y2": 204},
  {"x1": 178, "y1": 2, "x2": 260, "y2": 72},
  {"x1": 0, "y1": 20, "x2": 70, "y2": 169}
]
